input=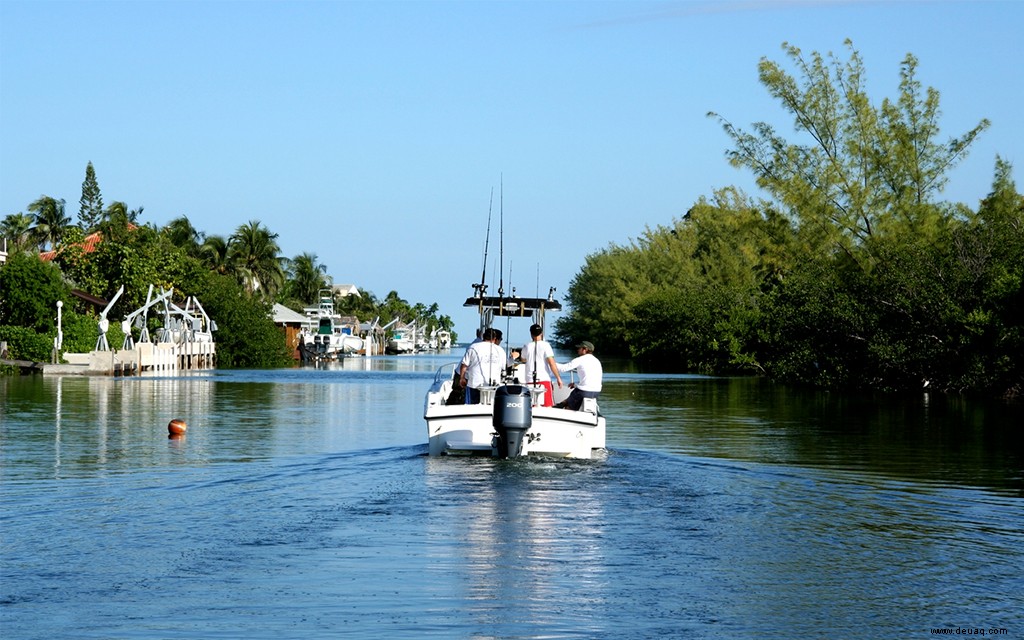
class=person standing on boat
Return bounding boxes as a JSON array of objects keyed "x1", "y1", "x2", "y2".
[
  {"x1": 555, "y1": 341, "x2": 602, "y2": 411},
  {"x1": 459, "y1": 328, "x2": 508, "y2": 404},
  {"x1": 518, "y1": 323, "x2": 563, "y2": 407}
]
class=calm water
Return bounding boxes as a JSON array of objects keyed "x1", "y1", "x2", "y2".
[{"x1": 2, "y1": 354, "x2": 1022, "y2": 639}]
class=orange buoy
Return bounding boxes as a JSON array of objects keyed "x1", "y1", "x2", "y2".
[{"x1": 168, "y1": 419, "x2": 187, "y2": 436}]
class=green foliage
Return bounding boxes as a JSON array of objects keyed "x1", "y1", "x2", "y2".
[
  {"x1": 556, "y1": 42, "x2": 1020, "y2": 397},
  {"x1": 163, "y1": 216, "x2": 204, "y2": 257},
  {"x1": 56, "y1": 217, "x2": 195, "y2": 319},
  {"x1": 710, "y1": 40, "x2": 989, "y2": 267},
  {"x1": 283, "y1": 252, "x2": 330, "y2": 306},
  {"x1": 61, "y1": 308, "x2": 102, "y2": 354},
  {"x1": 229, "y1": 220, "x2": 285, "y2": 300},
  {"x1": 0, "y1": 252, "x2": 69, "y2": 332},
  {"x1": 556, "y1": 188, "x2": 778, "y2": 365},
  {"x1": 1, "y1": 213, "x2": 35, "y2": 253},
  {"x1": 197, "y1": 273, "x2": 292, "y2": 368},
  {"x1": 0, "y1": 325, "x2": 54, "y2": 361},
  {"x1": 27, "y1": 195, "x2": 71, "y2": 251}
]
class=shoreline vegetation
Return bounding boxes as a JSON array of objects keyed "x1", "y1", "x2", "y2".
[
  {"x1": 553, "y1": 43, "x2": 1022, "y2": 399},
  {"x1": 4, "y1": 42, "x2": 1022, "y2": 398},
  {"x1": 1, "y1": 199, "x2": 456, "y2": 370}
]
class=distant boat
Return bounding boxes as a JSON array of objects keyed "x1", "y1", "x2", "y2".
[
  {"x1": 433, "y1": 328, "x2": 452, "y2": 350},
  {"x1": 386, "y1": 323, "x2": 416, "y2": 354},
  {"x1": 298, "y1": 291, "x2": 364, "y2": 362}
]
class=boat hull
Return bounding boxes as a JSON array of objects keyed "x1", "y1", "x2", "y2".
[{"x1": 299, "y1": 334, "x2": 364, "y2": 362}]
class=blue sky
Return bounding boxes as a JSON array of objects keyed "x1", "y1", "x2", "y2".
[{"x1": 2, "y1": 0, "x2": 1021, "y2": 339}]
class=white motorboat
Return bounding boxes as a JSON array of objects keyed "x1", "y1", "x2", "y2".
[
  {"x1": 434, "y1": 329, "x2": 452, "y2": 350},
  {"x1": 299, "y1": 291, "x2": 364, "y2": 362},
  {"x1": 386, "y1": 324, "x2": 416, "y2": 354},
  {"x1": 423, "y1": 288, "x2": 606, "y2": 459}
]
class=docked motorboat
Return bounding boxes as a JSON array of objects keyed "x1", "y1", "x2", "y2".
[
  {"x1": 433, "y1": 329, "x2": 452, "y2": 350},
  {"x1": 386, "y1": 323, "x2": 416, "y2": 354},
  {"x1": 423, "y1": 288, "x2": 606, "y2": 459},
  {"x1": 299, "y1": 291, "x2": 364, "y2": 362}
]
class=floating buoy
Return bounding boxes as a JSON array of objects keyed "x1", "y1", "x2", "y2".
[{"x1": 168, "y1": 419, "x2": 187, "y2": 436}]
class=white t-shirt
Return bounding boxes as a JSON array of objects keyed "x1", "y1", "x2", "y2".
[
  {"x1": 557, "y1": 353, "x2": 603, "y2": 392},
  {"x1": 520, "y1": 339, "x2": 557, "y2": 383},
  {"x1": 461, "y1": 341, "x2": 508, "y2": 389}
]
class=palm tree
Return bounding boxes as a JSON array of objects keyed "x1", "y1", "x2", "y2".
[
  {"x1": 0, "y1": 213, "x2": 35, "y2": 253},
  {"x1": 27, "y1": 196, "x2": 71, "y2": 250},
  {"x1": 199, "y1": 235, "x2": 231, "y2": 275},
  {"x1": 228, "y1": 220, "x2": 285, "y2": 298},
  {"x1": 287, "y1": 252, "x2": 330, "y2": 305},
  {"x1": 164, "y1": 216, "x2": 204, "y2": 256},
  {"x1": 103, "y1": 202, "x2": 144, "y2": 225},
  {"x1": 379, "y1": 290, "x2": 411, "y2": 324}
]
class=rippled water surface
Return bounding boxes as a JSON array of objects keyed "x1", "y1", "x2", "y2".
[{"x1": 2, "y1": 355, "x2": 1022, "y2": 639}]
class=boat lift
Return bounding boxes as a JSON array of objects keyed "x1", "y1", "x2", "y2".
[
  {"x1": 121, "y1": 285, "x2": 174, "y2": 350},
  {"x1": 96, "y1": 285, "x2": 217, "y2": 352},
  {"x1": 95, "y1": 285, "x2": 125, "y2": 352},
  {"x1": 158, "y1": 293, "x2": 217, "y2": 344}
]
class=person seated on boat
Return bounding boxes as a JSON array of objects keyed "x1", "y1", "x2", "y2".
[
  {"x1": 555, "y1": 340, "x2": 602, "y2": 411},
  {"x1": 445, "y1": 329, "x2": 482, "y2": 405},
  {"x1": 458, "y1": 328, "x2": 507, "y2": 404},
  {"x1": 516, "y1": 323, "x2": 563, "y2": 407}
]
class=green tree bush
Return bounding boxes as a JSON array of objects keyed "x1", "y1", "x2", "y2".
[
  {"x1": 0, "y1": 326, "x2": 53, "y2": 361},
  {"x1": 196, "y1": 273, "x2": 292, "y2": 368},
  {"x1": 0, "y1": 252, "x2": 68, "y2": 332}
]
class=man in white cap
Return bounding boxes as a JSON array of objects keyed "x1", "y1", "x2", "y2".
[{"x1": 555, "y1": 340, "x2": 602, "y2": 410}]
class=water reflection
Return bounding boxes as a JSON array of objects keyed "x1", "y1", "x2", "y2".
[
  {"x1": 602, "y1": 375, "x2": 1024, "y2": 495},
  {"x1": 422, "y1": 457, "x2": 610, "y2": 635},
  {"x1": 3, "y1": 368, "x2": 1021, "y2": 495}
]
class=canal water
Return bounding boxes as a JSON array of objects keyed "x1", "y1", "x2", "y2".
[{"x1": 2, "y1": 354, "x2": 1021, "y2": 639}]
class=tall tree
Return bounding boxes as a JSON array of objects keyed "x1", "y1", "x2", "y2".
[
  {"x1": 78, "y1": 162, "x2": 104, "y2": 231},
  {"x1": 710, "y1": 40, "x2": 989, "y2": 267},
  {"x1": 228, "y1": 220, "x2": 285, "y2": 299},
  {"x1": 27, "y1": 195, "x2": 71, "y2": 251}
]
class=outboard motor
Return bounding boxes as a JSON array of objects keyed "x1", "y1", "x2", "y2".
[{"x1": 493, "y1": 385, "x2": 533, "y2": 458}]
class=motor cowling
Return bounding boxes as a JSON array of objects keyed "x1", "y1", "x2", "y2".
[{"x1": 493, "y1": 385, "x2": 533, "y2": 458}]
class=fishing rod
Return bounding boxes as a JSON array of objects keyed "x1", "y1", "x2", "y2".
[
  {"x1": 498, "y1": 175, "x2": 505, "y2": 299},
  {"x1": 476, "y1": 188, "x2": 493, "y2": 298},
  {"x1": 474, "y1": 188, "x2": 494, "y2": 332}
]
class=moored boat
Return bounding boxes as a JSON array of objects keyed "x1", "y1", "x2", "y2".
[{"x1": 299, "y1": 291, "x2": 364, "y2": 362}]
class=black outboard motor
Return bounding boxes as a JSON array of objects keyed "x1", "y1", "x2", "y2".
[{"x1": 493, "y1": 385, "x2": 533, "y2": 458}]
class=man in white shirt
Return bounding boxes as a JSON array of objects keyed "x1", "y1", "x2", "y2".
[
  {"x1": 459, "y1": 328, "x2": 508, "y2": 404},
  {"x1": 518, "y1": 323, "x2": 563, "y2": 407},
  {"x1": 556, "y1": 340, "x2": 602, "y2": 411}
]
